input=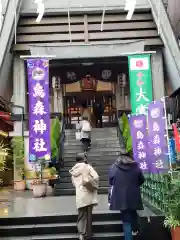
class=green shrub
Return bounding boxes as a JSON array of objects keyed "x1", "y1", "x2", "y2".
[
  {"x1": 120, "y1": 114, "x2": 132, "y2": 153},
  {"x1": 50, "y1": 118, "x2": 61, "y2": 160}
]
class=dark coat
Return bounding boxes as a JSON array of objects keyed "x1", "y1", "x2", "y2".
[
  {"x1": 108, "y1": 155, "x2": 145, "y2": 211},
  {"x1": 93, "y1": 102, "x2": 104, "y2": 117}
]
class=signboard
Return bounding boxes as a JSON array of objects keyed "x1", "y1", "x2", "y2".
[
  {"x1": 129, "y1": 114, "x2": 149, "y2": 171},
  {"x1": 27, "y1": 58, "x2": 51, "y2": 162},
  {"x1": 148, "y1": 101, "x2": 167, "y2": 172},
  {"x1": 128, "y1": 54, "x2": 153, "y2": 115}
]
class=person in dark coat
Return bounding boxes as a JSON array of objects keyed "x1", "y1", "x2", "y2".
[
  {"x1": 93, "y1": 98, "x2": 104, "y2": 128},
  {"x1": 108, "y1": 150, "x2": 145, "y2": 240}
]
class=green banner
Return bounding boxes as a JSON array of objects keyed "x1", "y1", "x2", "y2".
[{"x1": 128, "y1": 54, "x2": 153, "y2": 115}]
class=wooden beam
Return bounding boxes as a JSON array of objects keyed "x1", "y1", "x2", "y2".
[
  {"x1": 16, "y1": 30, "x2": 158, "y2": 43},
  {"x1": 17, "y1": 21, "x2": 156, "y2": 34},
  {"x1": 89, "y1": 30, "x2": 159, "y2": 40},
  {"x1": 88, "y1": 22, "x2": 156, "y2": 31},
  {"x1": 18, "y1": 13, "x2": 153, "y2": 26},
  {"x1": 17, "y1": 25, "x2": 85, "y2": 34},
  {"x1": 88, "y1": 13, "x2": 153, "y2": 23},
  {"x1": 16, "y1": 33, "x2": 85, "y2": 42},
  {"x1": 12, "y1": 38, "x2": 163, "y2": 51},
  {"x1": 19, "y1": 16, "x2": 85, "y2": 25}
]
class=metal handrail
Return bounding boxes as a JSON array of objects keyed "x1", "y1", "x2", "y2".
[
  {"x1": 57, "y1": 114, "x2": 65, "y2": 168},
  {"x1": 0, "y1": 0, "x2": 22, "y2": 71},
  {"x1": 0, "y1": 0, "x2": 10, "y2": 35}
]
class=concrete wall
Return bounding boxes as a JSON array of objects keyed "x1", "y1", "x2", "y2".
[
  {"x1": 20, "y1": 0, "x2": 150, "y2": 14},
  {"x1": 0, "y1": 52, "x2": 13, "y2": 101},
  {"x1": 1, "y1": 0, "x2": 9, "y2": 14},
  {"x1": 167, "y1": 0, "x2": 180, "y2": 37}
]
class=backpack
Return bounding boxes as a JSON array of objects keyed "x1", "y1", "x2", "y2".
[
  {"x1": 82, "y1": 121, "x2": 91, "y2": 132},
  {"x1": 82, "y1": 165, "x2": 97, "y2": 192}
]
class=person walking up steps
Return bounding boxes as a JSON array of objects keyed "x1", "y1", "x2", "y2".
[
  {"x1": 108, "y1": 150, "x2": 145, "y2": 240},
  {"x1": 80, "y1": 116, "x2": 92, "y2": 152},
  {"x1": 69, "y1": 153, "x2": 99, "y2": 240}
]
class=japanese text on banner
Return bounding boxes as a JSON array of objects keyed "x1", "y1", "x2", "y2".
[
  {"x1": 148, "y1": 101, "x2": 167, "y2": 172},
  {"x1": 128, "y1": 54, "x2": 153, "y2": 115},
  {"x1": 129, "y1": 115, "x2": 149, "y2": 171},
  {"x1": 27, "y1": 59, "x2": 51, "y2": 162}
]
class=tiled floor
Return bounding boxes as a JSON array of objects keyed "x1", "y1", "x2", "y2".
[{"x1": 0, "y1": 189, "x2": 156, "y2": 218}]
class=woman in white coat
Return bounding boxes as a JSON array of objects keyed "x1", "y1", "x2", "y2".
[{"x1": 69, "y1": 153, "x2": 99, "y2": 240}]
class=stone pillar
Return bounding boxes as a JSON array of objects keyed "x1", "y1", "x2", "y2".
[
  {"x1": 151, "y1": 50, "x2": 165, "y2": 100},
  {"x1": 13, "y1": 54, "x2": 27, "y2": 133}
]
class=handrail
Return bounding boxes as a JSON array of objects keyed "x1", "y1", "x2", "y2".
[
  {"x1": 0, "y1": 0, "x2": 10, "y2": 34},
  {"x1": 0, "y1": 0, "x2": 22, "y2": 71},
  {"x1": 116, "y1": 113, "x2": 126, "y2": 149},
  {"x1": 57, "y1": 114, "x2": 65, "y2": 168}
]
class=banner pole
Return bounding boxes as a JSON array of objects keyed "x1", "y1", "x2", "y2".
[{"x1": 162, "y1": 96, "x2": 173, "y2": 178}]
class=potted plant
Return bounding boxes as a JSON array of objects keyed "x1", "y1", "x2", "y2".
[
  {"x1": 164, "y1": 176, "x2": 180, "y2": 240},
  {"x1": 11, "y1": 137, "x2": 26, "y2": 191},
  {"x1": 31, "y1": 159, "x2": 47, "y2": 197},
  {"x1": 0, "y1": 141, "x2": 9, "y2": 187},
  {"x1": 44, "y1": 166, "x2": 58, "y2": 196}
]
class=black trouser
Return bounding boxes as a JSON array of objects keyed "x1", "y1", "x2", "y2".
[
  {"x1": 81, "y1": 138, "x2": 91, "y2": 152},
  {"x1": 77, "y1": 205, "x2": 93, "y2": 239},
  {"x1": 95, "y1": 115, "x2": 103, "y2": 128}
]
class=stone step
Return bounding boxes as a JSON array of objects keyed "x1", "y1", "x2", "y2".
[
  {"x1": 63, "y1": 156, "x2": 117, "y2": 163},
  {"x1": 64, "y1": 148, "x2": 121, "y2": 154},
  {"x1": 64, "y1": 152, "x2": 119, "y2": 158},
  {"x1": 63, "y1": 161, "x2": 114, "y2": 168},
  {"x1": 61, "y1": 165, "x2": 111, "y2": 173},
  {"x1": 59, "y1": 174, "x2": 109, "y2": 180},
  {"x1": 65, "y1": 128, "x2": 117, "y2": 133},
  {"x1": 60, "y1": 170, "x2": 109, "y2": 178},
  {"x1": 65, "y1": 133, "x2": 117, "y2": 139},
  {"x1": 64, "y1": 138, "x2": 120, "y2": 144},
  {"x1": 64, "y1": 142, "x2": 120, "y2": 147}
]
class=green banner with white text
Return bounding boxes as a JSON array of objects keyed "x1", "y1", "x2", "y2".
[{"x1": 128, "y1": 54, "x2": 153, "y2": 115}]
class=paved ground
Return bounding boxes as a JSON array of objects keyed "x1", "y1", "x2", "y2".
[{"x1": 0, "y1": 189, "x2": 156, "y2": 218}]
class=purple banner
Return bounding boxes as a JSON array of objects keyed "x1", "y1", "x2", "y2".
[
  {"x1": 27, "y1": 59, "x2": 51, "y2": 162},
  {"x1": 148, "y1": 101, "x2": 167, "y2": 172},
  {"x1": 129, "y1": 115, "x2": 149, "y2": 171}
]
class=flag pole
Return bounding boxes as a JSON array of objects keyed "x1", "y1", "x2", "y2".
[{"x1": 162, "y1": 96, "x2": 173, "y2": 178}]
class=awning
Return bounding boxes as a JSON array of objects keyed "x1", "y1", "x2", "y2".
[{"x1": 29, "y1": 40, "x2": 145, "y2": 59}]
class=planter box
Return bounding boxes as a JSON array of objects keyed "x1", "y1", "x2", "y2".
[{"x1": 171, "y1": 226, "x2": 180, "y2": 240}]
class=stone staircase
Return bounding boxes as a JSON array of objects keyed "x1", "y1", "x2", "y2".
[
  {"x1": 54, "y1": 127, "x2": 123, "y2": 196},
  {"x1": 0, "y1": 211, "x2": 139, "y2": 240}
]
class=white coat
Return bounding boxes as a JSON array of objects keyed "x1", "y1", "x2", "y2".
[{"x1": 69, "y1": 162, "x2": 99, "y2": 209}]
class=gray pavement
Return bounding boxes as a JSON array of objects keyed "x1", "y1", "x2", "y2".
[{"x1": 0, "y1": 190, "x2": 155, "y2": 218}]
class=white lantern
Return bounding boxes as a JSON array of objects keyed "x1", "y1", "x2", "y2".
[
  {"x1": 52, "y1": 76, "x2": 61, "y2": 90},
  {"x1": 118, "y1": 73, "x2": 126, "y2": 87}
]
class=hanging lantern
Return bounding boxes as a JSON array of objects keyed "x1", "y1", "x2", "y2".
[
  {"x1": 0, "y1": 112, "x2": 11, "y2": 121},
  {"x1": 52, "y1": 76, "x2": 61, "y2": 90},
  {"x1": 118, "y1": 73, "x2": 126, "y2": 87}
]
